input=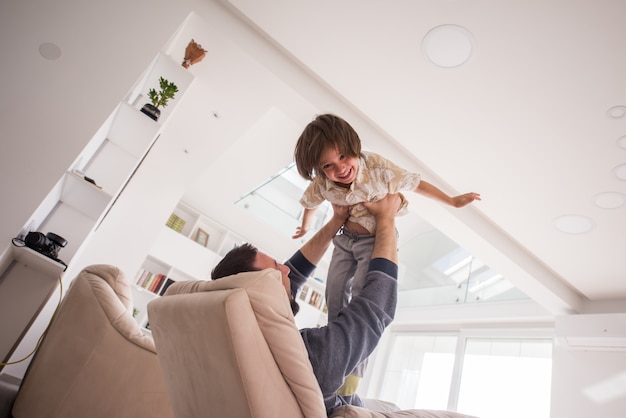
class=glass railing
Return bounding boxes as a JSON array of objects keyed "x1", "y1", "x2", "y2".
[
  {"x1": 235, "y1": 162, "x2": 332, "y2": 239},
  {"x1": 397, "y1": 229, "x2": 529, "y2": 307}
]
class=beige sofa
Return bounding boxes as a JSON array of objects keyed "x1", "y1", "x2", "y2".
[
  {"x1": 148, "y1": 268, "x2": 477, "y2": 418},
  {"x1": 12, "y1": 265, "x2": 173, "y2": 418}
]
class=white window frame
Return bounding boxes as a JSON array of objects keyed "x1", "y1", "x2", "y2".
[{"x1": 361, "y1": 325, "x2": 554, "y2": 412}]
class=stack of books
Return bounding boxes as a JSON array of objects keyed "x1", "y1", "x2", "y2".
[
  {"x1": 165, "y1": 213, "x2": 186, "y2": 233},
  {"x1": 135, "y1": 269, "x2": 175, "y2": 296}
]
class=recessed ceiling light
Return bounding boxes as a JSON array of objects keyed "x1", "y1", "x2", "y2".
[
  {"x1": 618, "y1": 135, "x2": 626, "y2": 149},
  {"x1": 607, "y1": 105, "x2": 626, "y2": 119},
  {"x1": 553, "y1": 215, "x2": 594, "y2": 234},
  {"x1": 422, "y1": 24, "x2": 474, "y2": 68},
  {"x1": 39, "y1": 42, "x2": 62, "y2": 61},
  {"x1": 613, "y1": 163, "x2": 626, "y2": 181},
  {"x1": 592, "y1": 192, "x2": 626, "y2": 209}
]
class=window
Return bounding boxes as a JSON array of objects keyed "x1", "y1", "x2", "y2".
[
  {"x1": 373, "y1": 332, "x2": 553, "y2": 418},
  {"x1": 458, "y1": 338, "x2": 552, "y2": 418},
  {"x1": 380, "y1": 334, "x2": 458, "y2": 410}
]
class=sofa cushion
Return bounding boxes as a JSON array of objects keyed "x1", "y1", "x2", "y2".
[{"x1": 163, "y1": 268, "x2": 326, "y2": 417}]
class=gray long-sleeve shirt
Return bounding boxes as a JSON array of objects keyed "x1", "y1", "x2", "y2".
[{"x1": 286, "y1": 251, "x2": 398, "y2": 415}]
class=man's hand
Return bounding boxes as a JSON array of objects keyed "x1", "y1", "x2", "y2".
[
  {"x1": 362, "y1": 194, "x2": 402, "y2": 220},
  {"x1": 330, "y1": 203, "x2": 349, "y2": 224},
  {"x1": 363, "y1": 194, "x2": 401, "y2": 263}
]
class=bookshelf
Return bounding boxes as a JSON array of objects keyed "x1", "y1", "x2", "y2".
[
  {"x1": 295, "y1": 275, "x2": 329, "y2": 329},
  {"x1": 131, "y1": 201, "x2": 246, "y2": 331},
  {"x1": 2, "y1": 22, "x2": 201, "y2": 374}
]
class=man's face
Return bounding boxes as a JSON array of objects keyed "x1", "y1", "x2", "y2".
[{"x1": 253, "y1": 251, "x2": 292, "y2": 299}]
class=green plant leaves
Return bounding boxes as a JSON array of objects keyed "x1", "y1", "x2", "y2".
[{"x1": 148, "y1": 77, "x2": 179, "y2": 109}]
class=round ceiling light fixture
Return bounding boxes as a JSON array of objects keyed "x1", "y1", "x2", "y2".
[
  {"x1": 422, "y1": 24, "x2": 474, "y2": 68},
  {"x1": 553, "y1": 215, "x2": 594, "y2": 234},
  {"x1": 618, "y1": 135, "x2": 626, "y2": 149},
  {"x1": 607, "y1": 105, "x2": 626, "y2": 119},
  {"x1": 592, "y1": 192, "x2": 626, "y2": 209},
  {"x1": 613, "y1": 163, "x2": 626, "y2": 181},
  {"x1": 39, "y1": 42, "x2": 62, "y2": 61}
]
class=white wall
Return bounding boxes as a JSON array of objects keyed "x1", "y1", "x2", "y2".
[
  {"x1": 551, "y1": 313, "x2": 626, "y2": 417},
  {"x1": 0, "y1": 0, "x2": 225, "y2": 261}
]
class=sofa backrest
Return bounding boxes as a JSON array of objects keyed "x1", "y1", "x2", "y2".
[
  {"x1": 12, "y1": 264, "x2": 172, "y2": 418},
  {"x1": 148, "y1": 268, "x2": 327, "y2": 418}
]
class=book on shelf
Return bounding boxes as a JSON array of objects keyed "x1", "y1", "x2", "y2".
[
  {"x1": 299, "y1": 285, "x2": 310, "y2": 301},
  {"x1": 135, "y1": 269, "x2": 171, "y2": 295},
  {"x1": 135, "y1": 269, "x2": 150, "y2": 287},
  {"x1": 166, "y1": 213, "x2": 186, "y2": 233},
  {"x1": 150, "y1": 274, "x2": 166, "y2": 292},
  {"x1": 158, "y1": 278, "x2": 176, "y2": 296},
  {"x1": 143, "y1": 273, "x2": 158, "y2": 291},
  {"x1": 308, "y1": 290, "x2": 323, "y2": 310}
]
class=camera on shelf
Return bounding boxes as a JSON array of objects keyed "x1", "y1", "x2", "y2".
[{"x1": 24, "y1": 231, "x2": 67, "y2": 261}]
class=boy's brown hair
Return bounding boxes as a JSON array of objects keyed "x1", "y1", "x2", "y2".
[{"x1": 294, "y1": 114, "x2": 362, "y2": 180}]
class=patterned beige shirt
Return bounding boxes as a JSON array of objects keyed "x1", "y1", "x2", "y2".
[{"x1": 300, "y1": 151, "x2": 420, "y2": 233}]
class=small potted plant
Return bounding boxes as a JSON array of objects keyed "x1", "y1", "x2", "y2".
[{"x1": 141, "y1": 77, "x2": 179, "y2": 121}]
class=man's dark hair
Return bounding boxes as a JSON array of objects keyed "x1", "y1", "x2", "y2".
[
  {"x1": 210, "y1": 243, "x2": 300, "y2": 316},
  {"x1": 211, "y1": 243, "x2": 258, "y2": 280}
]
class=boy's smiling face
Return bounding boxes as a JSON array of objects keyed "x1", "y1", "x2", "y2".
[{"x1": 319, "y1": 146, "x2": 359, "y2": 187}]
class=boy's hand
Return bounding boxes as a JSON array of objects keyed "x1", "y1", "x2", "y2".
[
  {"x1": 292, "y1": 225, "x2": 309, "y2": 239},
  {"x1": 294, "y1": 204, "x2": 349, "y2": 239},
  {"x1": 452, "y1": 192, "x2": 481, "y2": 208}
]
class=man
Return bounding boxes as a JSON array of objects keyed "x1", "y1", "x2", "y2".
[{"x1": 211, "y1": 193, "x2": 401, "y2": 415}]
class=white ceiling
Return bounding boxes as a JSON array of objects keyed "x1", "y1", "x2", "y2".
[{"x1": 181, "y1": 0, "x2": 626, "y2": 316}]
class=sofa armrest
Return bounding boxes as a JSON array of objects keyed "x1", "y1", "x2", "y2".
[{"x1": 80, "y1": 264, "x2": 156, "y2": 352}]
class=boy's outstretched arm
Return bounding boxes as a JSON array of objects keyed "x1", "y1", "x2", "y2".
[
  {"x1": 415, "y1": 180, "x2": 481, "y2": 208},
  {"x1": 293, "y1": 207, "x2": 318, "y2": 239}
]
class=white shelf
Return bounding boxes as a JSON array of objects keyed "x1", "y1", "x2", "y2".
[
  {"x1": 61, "y1": 172, "x2": 112, "y2": 220},
  {"x1": 82, "y1": 139, "x2": 142, "y2": 196},
  {"x1": 126, "y1": 53, "x2": 195, "y2": 125},
  {"x1": 131, "y1": 284, "x2": 160, "y2": 328},
  {"x1": 149, "y1": 226, "x2": 218, "y2": 280},
  {"x1": 12, "y1": 245, "x2": 67, "y2": 275},
  {"x1": 130, "y1": 202, "x2": 246, "y2": 330},
  {"x1": 107, "y1": 103, "x2": 160, "y2": 158}
]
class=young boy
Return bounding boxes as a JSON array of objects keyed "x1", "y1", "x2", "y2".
[{"x1": 293, "y1": 114, "x2": 480, "y2": 381}]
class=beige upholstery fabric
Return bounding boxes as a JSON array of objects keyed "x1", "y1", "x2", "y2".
[
  {"x1": 148, "y1": 268, "x2": 327, "y2": 418},
  {"x1": 149, "y1": 268, "x2": 478, "y2": 418},
  {"x1": 12, "y1": 265, "x2": 173, "y2": 418}
]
